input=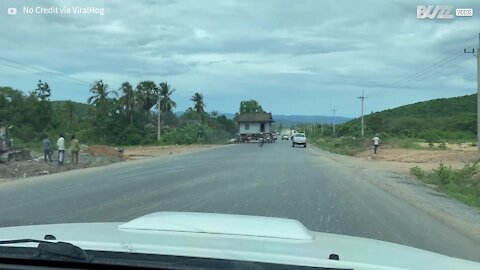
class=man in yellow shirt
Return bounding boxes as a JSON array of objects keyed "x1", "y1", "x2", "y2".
[{"x1": 70, "y1": 135, "x2": 80, "y2": 164}]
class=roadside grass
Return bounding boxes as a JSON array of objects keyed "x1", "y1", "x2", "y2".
[
  {"x1": 383, "y1": 137, "x2": 427, "y2": 150},
  {"x1": 312, "y1": 136, "x2": 369, "y2": 156},
  {"x1": 410, "y1": 161, "x2": 480, "y2": 208},
  {"x1": 312, "y1": 134, "x2": 475, "y2": 154},
  {"x1": 312, "y1": 135, "x2": 434, "y2": 156}
]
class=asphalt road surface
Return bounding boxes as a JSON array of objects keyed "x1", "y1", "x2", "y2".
[{"x1": 1, "y1": 141, "x2": 480, "y2": 262}]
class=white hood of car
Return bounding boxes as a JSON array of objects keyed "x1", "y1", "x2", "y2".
[{"x1": 0, "y1": 212, "x2": 478, "y2": 270}]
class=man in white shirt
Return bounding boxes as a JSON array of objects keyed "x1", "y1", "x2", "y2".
[
  {"x1": 372, "y1": 135, "x2": 380, "y2": 154},
  {"x1": 57, "y1": 133, "x2": 65, "y2": 165}
]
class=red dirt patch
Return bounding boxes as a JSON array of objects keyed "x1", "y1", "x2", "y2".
[{"x1": 85, "y1": 145, "x2": 129, "y2": 160}]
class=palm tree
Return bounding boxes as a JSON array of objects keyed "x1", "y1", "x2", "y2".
[
  {"x1": 119, "y1": 82, "x2": 135, "y2": 125},
  {"x1": 135, "y1": 81, "x2": 158, "y2": 113},
  {"x1": 191, "y1": 92, "x2": 205, "y2": 113},
  {"x1": 87, "y1": 80, "x2": 117, "y2": 106},
  {"x1": 158, "y1": 82, "x2": 177, "y2": 114}
]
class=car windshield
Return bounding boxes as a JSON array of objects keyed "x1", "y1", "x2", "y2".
[{"x1": 1, "y1": 0, "x2": 480, "y2": 267}]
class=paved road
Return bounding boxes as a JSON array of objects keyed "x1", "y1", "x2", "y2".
[{"x1": 1, "y1": 141, "x2": 479, "y2": 262}]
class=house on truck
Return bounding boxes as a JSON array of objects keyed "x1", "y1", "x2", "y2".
[{"x1": 237, "y1": 112, "x2": 274, "y2": 143}]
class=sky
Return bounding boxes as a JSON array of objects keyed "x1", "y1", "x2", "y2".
[{"x1": 0, "y1": 0, "x2": 479, "y2": 117}]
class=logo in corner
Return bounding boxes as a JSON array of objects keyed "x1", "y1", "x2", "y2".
[
  {"x1": 7, "y1": 7, "x2": 17, "y2": 15},
  {"x1": 417, "y1": 6, "x2": 454, "y2": 19}
]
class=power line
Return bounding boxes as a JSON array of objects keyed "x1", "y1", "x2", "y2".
[
  {"x1": 0, "y1": 57, "x2": 91, "y2": 85},
  {"x1": 393, "y1": 54, "x2": 471, "y2": 88},
  {"x1": 386, "y1": 40, "x2": 478, "y2": 88},
  {"x1": 389, "y1": 52, "x2": 464, "y2": 88},
  {"x1": 459, "y1": 35, "x2": 479, "y2": 44}
]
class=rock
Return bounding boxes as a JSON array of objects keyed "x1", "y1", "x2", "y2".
[
  {"x1": 22, "y1": 173, "x2": 27, "y2": 178},
  {"x1": 39, "y1": 171, "x2": 50, "y2": 175}
]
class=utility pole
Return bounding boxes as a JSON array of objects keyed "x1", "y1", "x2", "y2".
[
  {"x1": 358, "y1": 90, "x2": 368, "y2": 137},
  {"x1": 464, "y1": 33, "x2": 480, "y2": 151},
  {"x1": 331, "y1": 107, "x2": 336, "y2": 136},
  {"x1": 157, "y1": 97, "x2": 161, "y2": 142}
]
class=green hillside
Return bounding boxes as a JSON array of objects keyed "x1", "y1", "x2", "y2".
[
  {"x1": 339, "y1": 94, "x2": 476, "y2": 141},
  {"x1": 51, "y1": 100, "x2": 89, "y2": 118}
]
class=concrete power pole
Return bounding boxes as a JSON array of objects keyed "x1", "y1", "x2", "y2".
[
  {"x1": 157, "y1": 98, "x2": 161, "y2": 142},
  {"x1": 464, "y1": 33, "x2": 480, "y2": 151},
  {"x1": 358, "y1": 90, "x2": 368, "y2": 137},
  {"x1": 331, "y1": 107, "x2": 337, "y2": 136}
]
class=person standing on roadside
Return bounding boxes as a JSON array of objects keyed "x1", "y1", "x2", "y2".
[
  {"x1": 372, "y1": 134, "x2": 380, "y2": 154},
  {"x1": 57, "y1": 133, "x2": 65, "y2": 165},
  {"x1": 70, "y1": 135, "x2": 80, "y2": 164},
  {"x1": 42, "y1": 134, "x2": 52, "y2": 162}
]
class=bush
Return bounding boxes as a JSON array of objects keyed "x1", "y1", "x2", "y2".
[
  {"x1": 123, "y1": 125, "x2": 143, "y2": 145},
  {"x1": 418, "y1": 130, "x2": 442, "y2": 142},
  {"x1": 410, "y1": 161, "x2": 480, "y2": 207},
  {"x1": 413, "y1": 161, "x2": 480, "y2": 186},
  {"x1": 432, "y1": 162, "x2": 455, "y2": 184},
  {"x1": 410, "y1": 166, "x2": 426, "y2": 179},
  {"x1": 160, "y1": 124, "x2": 224, "y2": 145}
]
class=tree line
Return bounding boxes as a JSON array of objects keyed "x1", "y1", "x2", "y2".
[{"x1": 0, "y1": 80, "x2": 238, "y2": 146}]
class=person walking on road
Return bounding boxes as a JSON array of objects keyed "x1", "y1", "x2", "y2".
[
  {"x1": 57, "y1": 134, "x2": 65, "y2": 165},
  {"x1": 42, "y1": 134, "x2": 52, "y2": 162},
  {"x1": 372, "y1": 134, "x2": 380, "y2": 154},
  {"x1": 70, "y1": 135, "x2": 80, "y2": 164}
]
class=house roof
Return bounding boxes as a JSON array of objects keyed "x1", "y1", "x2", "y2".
[{"x1": 237, "y1": 113, "x2": 274, "y2": 123}]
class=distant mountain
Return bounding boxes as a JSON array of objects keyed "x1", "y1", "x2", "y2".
[
  {"x1": 272, "y1": 115, "x2": 351, "y2": 126},
  {"x1": 175, "y1": 111, "x2": 351, "y2": 126}
]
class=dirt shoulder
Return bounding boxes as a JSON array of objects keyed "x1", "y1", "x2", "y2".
[
  {"x1": 354, "y1": 146, "x2": 479, "y2": 171},
  {"x1": 122, "y1": 144, "x2": 220, "y2": 159},
  {"x1": 312, "y1": 145, "x2": 480, "y2": 243},
  {"x1": 0, "y1": 144, "x2": 224, "y2": 182}
]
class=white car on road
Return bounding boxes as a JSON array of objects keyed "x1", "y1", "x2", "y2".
[{"x1": 292, "y1": 133, "x2": 307, "y2": 148}]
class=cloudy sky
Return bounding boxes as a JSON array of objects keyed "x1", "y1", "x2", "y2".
[{"x1": 1, "y1": 0, "x2": 479, "y2": 117}]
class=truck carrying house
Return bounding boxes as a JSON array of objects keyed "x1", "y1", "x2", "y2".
[{"x1": 236, "y1": 113, "x2": 274, "y2": 143}]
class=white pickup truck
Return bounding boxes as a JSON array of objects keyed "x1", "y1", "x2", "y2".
[{"x1": 292, "y1": 133, "x2": 307, "y2": 148}]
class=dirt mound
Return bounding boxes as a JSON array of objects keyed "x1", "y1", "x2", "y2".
[
  {"x1": 123, "y1": 145, "x2": 216, "y2": 159},
  {"x1": 86, "y1": 145, "x2": 128, "y2": 160}
]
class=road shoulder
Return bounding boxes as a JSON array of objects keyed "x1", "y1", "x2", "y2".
[
  {"x1": 0, "y1": 144, "x2": 230, "y2": 186},
  {"x1": 308, "y1": 145, "x2": 480, "y2": 243}
]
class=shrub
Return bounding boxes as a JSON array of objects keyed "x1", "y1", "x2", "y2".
[{"x1": 410, "y1": 166, "x2": 426, "y2": 179}]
